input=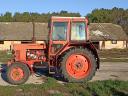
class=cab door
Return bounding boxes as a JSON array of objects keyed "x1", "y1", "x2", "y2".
[{"x1": 49, "y1": 21, "x2": 69, "y2": 55}]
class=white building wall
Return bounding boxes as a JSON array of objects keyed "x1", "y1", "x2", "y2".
[
  {"x1": 0, "y1": 41, "x2": 45, "y2": 50},
  {"x1": 100, "y1": 41, "x2": 127, "y2": 49},
  {"x1": 0, "y1": 41, "x2": 21, "y2": 50}
]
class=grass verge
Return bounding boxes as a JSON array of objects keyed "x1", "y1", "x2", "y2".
[
  {"x1": 100, "y1": 58, "x2": 128, "y2": 62},
  {"x1": 98, "y1": 48, "x2": 128, "y2": 58},
  {"x1": 0, "y1": 77, "x2": 127, "y2": 96},
  {"x1": 98, "y1": 48, "x2": 128, "y2": 62},
  {"x1": 0, "y1": 50, "x2": 12, "y2": 63}
]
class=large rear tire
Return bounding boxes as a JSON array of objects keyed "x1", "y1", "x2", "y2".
[
  {"x1": 60, "y1": 48, "x2": 96, "y2": 82},
  {"x1": 6, "y1": 62, "x2": 30, "y2": 85}
]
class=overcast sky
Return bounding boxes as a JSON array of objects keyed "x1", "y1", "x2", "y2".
[{"x1": 0, "y1": 0, "x2": 128, "y2": 16}]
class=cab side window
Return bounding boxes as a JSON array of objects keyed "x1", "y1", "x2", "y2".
[{"x1": 71, "y1": 22, "x2": 86, "y2": 40}]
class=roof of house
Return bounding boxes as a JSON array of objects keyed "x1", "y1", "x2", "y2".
[
  {"x1": 0, "y1": 22, "x2": 127, "y2": 41},
  {"x1": 89, "y1": 23, "x2": 128, "y2": 41},
  {"x1": 0, "y1": 22, "x2": 48, "y2": 41}
]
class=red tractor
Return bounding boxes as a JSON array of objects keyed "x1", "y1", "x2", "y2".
[{"x1": 6, "y1": 16, "x2": 100, "y2": 85}]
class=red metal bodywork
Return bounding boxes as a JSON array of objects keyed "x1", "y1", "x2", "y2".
[
  {"x1": 8, "y1": 44, "x2": 46, "y2": 71},
  {"x1": 13, "y1": 44, "x2": 46, "y2": 61}
]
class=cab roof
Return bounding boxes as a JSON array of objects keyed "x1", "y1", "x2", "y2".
[{"x1": 51, "y1": 16, "x2": 87, "y2": 22}]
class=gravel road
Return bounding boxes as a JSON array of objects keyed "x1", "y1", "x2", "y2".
[{"x1": 0, "y1": 62, "x2": 128, "y2": 86}]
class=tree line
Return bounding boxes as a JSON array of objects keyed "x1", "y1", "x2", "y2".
[
  {"x1": 0, "y1": 11, "x2": 81, "y2": 22},
  {"x1": 87, "y1": 7, "x2": 128, "y2": 35}
]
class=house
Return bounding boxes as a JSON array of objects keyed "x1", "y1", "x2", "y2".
[
  {"x1": 0, "y1": 22, "x2": 48, "y2": 50},
  {"x1": 89, "y1": 23, "x2": 128, "y2": 49},
  {"x1": 0, "y1": 22, "x2": 127, "y2": 50}
]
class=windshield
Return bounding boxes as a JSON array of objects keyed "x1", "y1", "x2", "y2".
[
  {"x1": 71, "y1": 22, "x2": 86, "y2": 40},
  {"x1": 52, "y1": 22, "x2": 67, "y2": 40}
]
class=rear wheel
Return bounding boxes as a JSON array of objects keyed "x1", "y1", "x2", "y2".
[
  {"x1": 60, "y1": 48, "x2": 96, "y2": 82},
  {"x1": 6, "y1": 62, "x2": 30, "y2": 85}
]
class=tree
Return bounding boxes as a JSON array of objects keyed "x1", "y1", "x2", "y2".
[
  {"x1": 87, "y1": 7, "x2": 128, "y2": 35},
  {"x1": 1, "y1": 12, "x2": 13, "y2": 22},
  {"x1": 13, "y1": 12, "x2": 22, "y2": 22}
]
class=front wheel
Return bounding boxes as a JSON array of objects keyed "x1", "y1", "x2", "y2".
[
  {"x1": 60, "y1": 48, "x2": 96, "y2": 82},
  {"x1": 6, "y1": 62, "x2": 30, "y2": 85}
]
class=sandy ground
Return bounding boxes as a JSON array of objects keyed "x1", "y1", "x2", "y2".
[{"x1": 0, "y1": 62, "x2": 128, "y2": 86}]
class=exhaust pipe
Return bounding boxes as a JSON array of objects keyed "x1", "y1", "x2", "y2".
[{"x1": 32, "y1": 22, "x2": 36, "y2": 43}]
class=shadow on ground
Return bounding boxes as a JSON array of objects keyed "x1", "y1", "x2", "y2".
[
  {"x1": 0, "y1": 64, "x2": 8, "y2": 83},
  {"x1": 33, "y1": 67, "x2": 65, "y2": 82}
]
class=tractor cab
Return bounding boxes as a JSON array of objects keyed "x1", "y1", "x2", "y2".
[{"x1": 49, "y1": 16, "x2": 89, "y2": 55}]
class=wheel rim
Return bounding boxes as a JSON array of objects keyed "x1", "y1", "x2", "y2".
[
  {"x1": 66, "y1": 54, "x2": 91, "y2": 79},
  {"x1": 10, "y1": 67, "x2": 24, "y2": 81}
]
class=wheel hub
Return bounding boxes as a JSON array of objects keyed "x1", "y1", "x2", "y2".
[
  {"x1": 10, "y1": 67, "x2": 24, "y2": 81},
  {"x1": 66, "y1": 54, "x2": 90, "y2": 79},
  {"x1": 74, "y1": 62, "x2": 83, "y2": 70}
]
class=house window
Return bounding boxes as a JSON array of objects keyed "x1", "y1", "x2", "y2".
[
  {"x1": 111, "y1": 41, "x2": 117, "y2": 44},
  {"x1": 0, "y1": 41, "x2": 4, "y2": 44}
]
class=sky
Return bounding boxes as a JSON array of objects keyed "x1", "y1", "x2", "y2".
[{"x1": 0, "y1": 0, "x2": 128, "y2": 16}]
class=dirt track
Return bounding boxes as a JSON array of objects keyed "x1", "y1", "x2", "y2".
[
  {"x1": 92, "y1": 62, "x2": 128, "y2": 81},
  {"x1": 0, "y1": 62, "x2": 128, "y2": 86}
]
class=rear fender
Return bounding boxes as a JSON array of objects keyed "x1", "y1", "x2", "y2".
[{"x1": 86, "y1": 42, "x2": 100, "y2": 69}]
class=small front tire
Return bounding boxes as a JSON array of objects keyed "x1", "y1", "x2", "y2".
[{"x1": 6, "y1": 62, "x2": 30, "y2": 85}]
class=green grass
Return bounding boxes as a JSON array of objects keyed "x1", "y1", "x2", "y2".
[
  {"x1": 100, "y1": 58, "x2": 128, "y2": 62},
  {"x1": 98, "y1": 48, "x2": 128, "y2": 62},
  {"x1": 98, "y1": 48, "x2": 128, "y2": 58},
  {"x1": 0, "y1": 50, "x2": 12, "y2": 63},
  {"x1": 0, "y1": 78, "x2": 127, "y2": 96}
]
